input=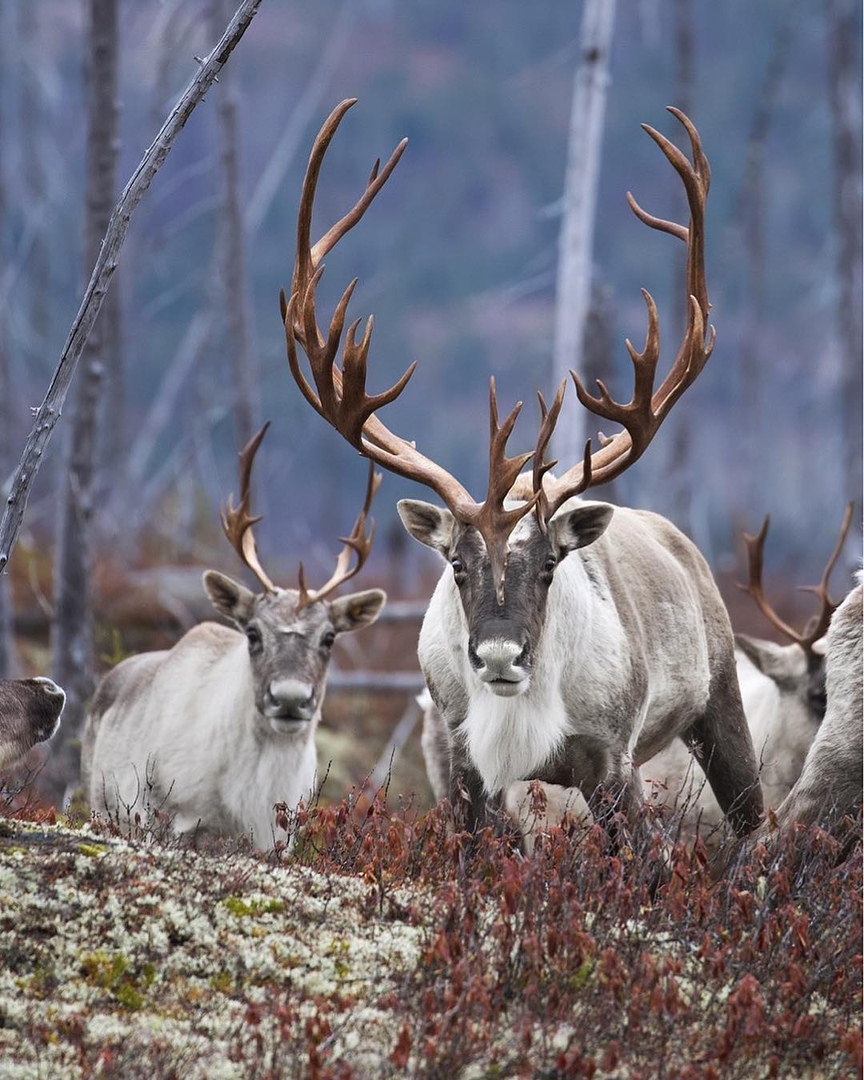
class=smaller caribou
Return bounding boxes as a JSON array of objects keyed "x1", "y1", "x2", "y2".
[
  {"x1": 643, "y1": 507, "x2": 853, "y2": 836},
  {"x1": 0, "y1": 677, "x2": 65, "y2": 771},
  {"x1": 716, "y1": 574, "x2": 863, "y2": 878},
  {"x1": 82, "y1": 425, "x2": 385, "y2": 848},
  {"x1": 765, "y1": 575, "x2": 863, "y2": 850}
]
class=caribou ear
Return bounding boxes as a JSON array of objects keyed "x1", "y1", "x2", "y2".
[
  {"x1": 549, "y1": 502, "x2": 615, "y2": 555},
  {"x1": 735, "y1": 634, "x2": 805, "y2": 685},
  {"x1": 203, "y1": 570, "x2": 257, "y2": 628},
  {"x1": 329, "y1": 588, "x2": 387, "y2": 634},
  {"x1": 397, "y1": 499, "x2": 457, "y2": 555}
]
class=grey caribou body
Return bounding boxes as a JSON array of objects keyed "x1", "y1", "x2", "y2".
[
  {"x1": 83, "y1": 426, "x2": 385, "y2": 848},
  {"x1": 411, "y1": 493, "x2": 760, "y2": 836}
]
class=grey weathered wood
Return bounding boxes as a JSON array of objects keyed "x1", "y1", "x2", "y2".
[
  {"x1": 0, "y1": 0, "x2": 264, "y2": 577},
  {"x1": 551, "y1": 0, "x2": 616, "y2": 466}
]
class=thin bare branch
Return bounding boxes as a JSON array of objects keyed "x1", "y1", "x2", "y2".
[{"x1": 0, "y1": 0, "x2": 264, "y2": 574}]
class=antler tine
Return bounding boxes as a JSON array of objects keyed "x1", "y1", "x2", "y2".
[
  {"x1": 298, "y1": 459, "x2": 383, "y2": 608},
  {"x1": 290, "y1": 98, "x2": 408, "y2": 350},
  {"x1": 531, "y1": 381, "x2": 566, "y2": 529},
  {"x1": 737, "y1": 516, "x2": 803, "y2": 643},
  {"x1": 220, "y1": 422, "x2": 277, "y2": 594},
  {"x1": 736, "y1": 506, "x2": 855, "y2": 652},
  {"x1": 468, "y1": 379, "x2": 542, "y2": 602},
  {"x1": 796, "y1": 501, "x2": 855, "y2": 648},
  {"x1": 543, "y1": 108, "x2": 714, "y2": 520}
]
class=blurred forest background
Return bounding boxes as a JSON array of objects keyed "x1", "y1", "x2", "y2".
[{"x1": 0, "y1": 0, "x2": 860, "y2": 803}]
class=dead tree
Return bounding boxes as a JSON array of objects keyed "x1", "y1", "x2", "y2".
[
  {"x1": 0, "y1": 86, "x2": 11, "y2": 678},
  {"x1": 212, "y1": 0, "x2": 259, "y2": 453},
  {"x1": 48, "y1": 0, "x2": 121, "y2": 805},
  {"x1": 551, "y1": 0, "x2": 616, "y2": 466},
  {"x1": 0, "y1": 0, "x2": 263, "y2": 580},
  {"x1": 826, "y1": 0, "x2": 863, "y2": 510}
]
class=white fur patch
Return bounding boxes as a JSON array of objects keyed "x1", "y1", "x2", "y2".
[{"x1": 460, "y1": 686, "x2": 571, "y2": 795}]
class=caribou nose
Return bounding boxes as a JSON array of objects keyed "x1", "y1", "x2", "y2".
[
  {"x1": 265, "y1": 679, "x2": 316, "y2": 721},
  {"x1": 469, "y1": 631, "x2": 531, "y2": 689}
]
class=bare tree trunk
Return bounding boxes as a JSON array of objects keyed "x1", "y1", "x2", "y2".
[
  {"x1": 825, "y1": 0, "x2": 863, "y2": 509},
  {"x1": 0, "y1": 0, "x2": 264, "y2": 578},
  {"x1": 18, "y1": 1, "x2": 50, "y2": 368},
  {"x1": 212, "y1": 0, "x2": 258, "y2": 453},
  {"x1": 245, "y1": 0, "x2": 358, "y2": 236},
  {"x1": 665, "y1": 0, "x2": 695, "y2": 535},
  {"x1": 0, "y1": 84, "x2": 12, "y2": 678},
  {"x1": 551, "y1": 0, "x2": 616, "y2": 466},
  {"x1": 732, "y1": 16, "x2": 793, "y2": 514},
  {"x1": 47, "y1": 0, "x2": 120, "y2": 807}
]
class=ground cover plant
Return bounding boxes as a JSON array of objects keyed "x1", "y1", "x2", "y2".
[{"x1": 0, "y1": 784, "x2": 860, "y2": 1079}]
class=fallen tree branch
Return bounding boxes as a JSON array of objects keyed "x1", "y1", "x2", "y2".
[{"x1": 0, "y1": 0, "x2": 264, "y2": 574}]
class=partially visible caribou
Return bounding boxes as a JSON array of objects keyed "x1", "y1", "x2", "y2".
[
  {"x1": 762, "y1": 576, "x2": 863, "y2": 851},
  {"x1": 0, "y1": 677, "x2": 65, "y2": 771},
  {"x1": 82, "y1": 425, "x2": 386, "y2": 849},
  {"x1": 281, "y1": 100, "x2": 764, "y2": 851},
  {"x1": 643, "y1": 506, "x2": 854, "y2": 836}
]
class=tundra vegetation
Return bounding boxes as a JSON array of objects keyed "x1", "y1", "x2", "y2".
[{"x1": 0, "y1": 786, "x2": 860, "y2": 1078}]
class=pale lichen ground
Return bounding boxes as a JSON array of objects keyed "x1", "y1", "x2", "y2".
[
  {"x1": 0, "y1": 819, "x2": 425, "y2": 1078},
  {"x1": 0, "y1": 817, "x2": 857, "y2": 1079}
]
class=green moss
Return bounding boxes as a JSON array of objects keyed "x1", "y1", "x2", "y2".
[
  {"x1": 28, "y1": 961, "x2": 58, "y2": 999},
  {"x1": 75, "y1": 842, "x2": 109, "y2": 858},
  {"x1": 221, "y1": 895, "x2": 285, "y2": 918},
  {"x1": 565, "y1": 960, "x2": 594, "y2": 993},
  {"x1": 209, "y1": 970, "x2": 234, "y2": 994},
  {"x1": 80, "y1": 950, "x2": 156, "y2": 1011},
  {"x1": 113, "y1": 983, "x2": 145, "y2": 1011},
  {"x1": 81, "y1": 950, "x2": 129, "y2": 988}
]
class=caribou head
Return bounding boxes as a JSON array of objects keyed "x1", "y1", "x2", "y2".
[
  {"x1": 281, "y1": 100, "x2": 713, "y2": 700},
  {"x1": 735, "y1": 502, "x2": 854, "y2": 725},
  {"x1": 207, "y1": 422, "x2": 385, "y2": 730}
]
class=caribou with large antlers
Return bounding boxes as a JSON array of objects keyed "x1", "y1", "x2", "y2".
[
  {"x1": 82, "y1": 425, "x2": 385, "y2": 848},
  {"x1": 282, "y1": 100, "x2": 764, "y2": 844}
]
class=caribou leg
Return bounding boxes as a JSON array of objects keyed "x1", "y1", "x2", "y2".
[{"x1": 684, "y1": 660, "x2": 764, "y2": 837}]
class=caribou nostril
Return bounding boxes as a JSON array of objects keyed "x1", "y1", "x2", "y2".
[
  {"x1": 516, "y1": 642, "x2": 530, "y2": 667},
  {"x1": 266, "y1": 680, "x2": 316, "y2": 719}
]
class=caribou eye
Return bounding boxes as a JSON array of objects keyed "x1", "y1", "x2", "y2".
[
  {"x1": 320, "y1": 630, "x2": 337, "y2": 651},
  {"x1": 540, "y1": 554, "x2": 557, "y2": 583},
  {"x1": 246, "y1": 626, "x2": 263, "y2": 653},
  {"x1": 450, "y1": 556, "x2": 466, "y2": 583}
]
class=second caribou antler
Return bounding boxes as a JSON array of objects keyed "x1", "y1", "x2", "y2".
[
  {"x1": 282, "y1": 100, "x2": 715, "y2": 596},
  {"x1": 222, "y1": 421, "x2": 381, "y2": 609},
  {"x1": 738, "y1": 502, "x2": 854, "y2": 654}
]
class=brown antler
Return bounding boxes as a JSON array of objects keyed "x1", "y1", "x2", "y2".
[
  {"x1": 738, "y1": 502, "x2": 854, "y2": 653},
  {"x1": 222, "y1": 421, "x2": 382, "y2": 605},
  {"x1": 221, "y1": 422, "x2": 277, "y2": 593},
  {"x1": 282, "y1": 102, "x2": 713, "y2": 598},
  {"x1": 296, "y1": 459, "x2": 382, "y2": 609},
  {"x1": 281, "y1": 99, "x2": 543, "y2": 597},
  {"x1": 538, "y1": 106, "x2": 715, "y2": 518}
]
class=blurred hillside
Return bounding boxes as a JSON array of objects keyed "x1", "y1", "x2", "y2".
[{"x1": 1, "y1": 0, "x2": 861, "y2": 624}]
